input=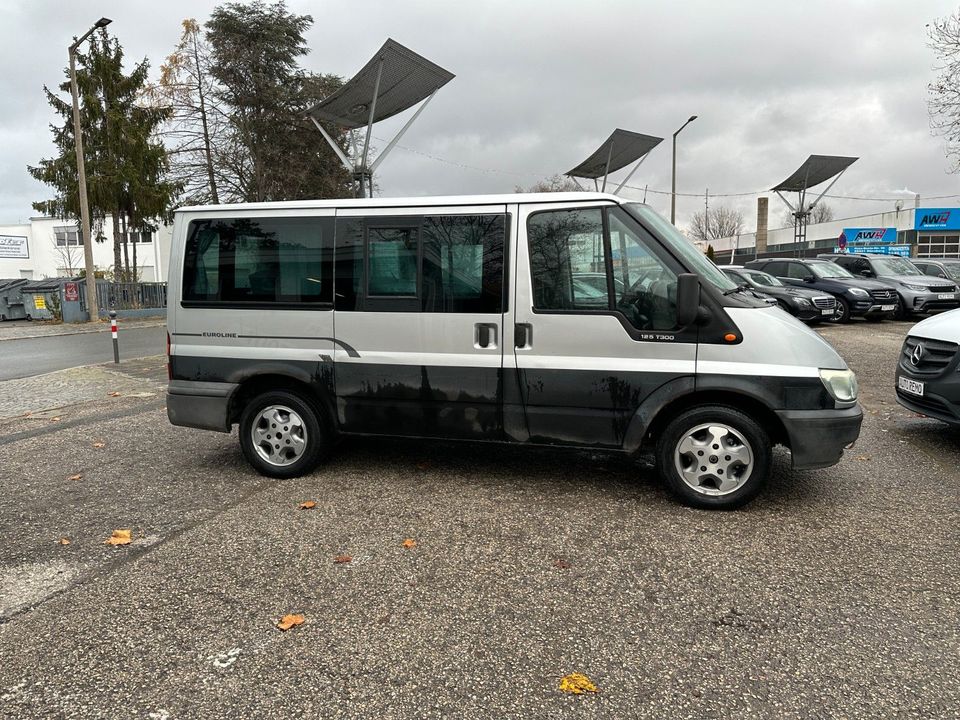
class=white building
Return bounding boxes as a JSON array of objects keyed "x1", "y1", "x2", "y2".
[
  {"x1": 712, "y1": 200, "x2": 960, "y2": 260},
  {"x1": 0, "y1": 217, "x2": 172, "y2": 281}
]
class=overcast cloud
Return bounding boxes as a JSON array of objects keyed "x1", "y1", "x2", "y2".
[{"x1": 1, "y1": 0, "x2": 958, "y2": 232}]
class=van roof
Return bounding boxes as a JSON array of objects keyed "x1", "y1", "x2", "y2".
[{"x1": 175, "y1": 191, "x2": 626, "y2": 213}]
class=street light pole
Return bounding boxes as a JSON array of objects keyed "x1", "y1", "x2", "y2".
[
  {"x1": 69, "y1": 17, "x2": 111, "y2": 323},
  {"x1": 670, "y1": 114, "x2": 698, "y2": 225}
]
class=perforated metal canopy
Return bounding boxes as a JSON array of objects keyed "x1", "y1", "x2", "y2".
[
  {"x1": 307, "y1": 39, "x2": 454, "y2": 130},
  {"x1": 771, "y1": 154, "x2": 858, "y2": 192},
  {"x1": 566, "y1": 129, "x2": 663, "y2": 179}
]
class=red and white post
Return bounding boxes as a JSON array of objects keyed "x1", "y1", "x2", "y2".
[{"x1": 109, "y1": 310, "x2": 119, "y2": 364}]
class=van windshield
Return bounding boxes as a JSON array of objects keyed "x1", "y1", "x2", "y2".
[{"x1": 623, "y1": 203, "x2": 737, "y2": 291}]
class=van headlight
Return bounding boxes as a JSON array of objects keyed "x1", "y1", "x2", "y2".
[{"x1": 819, "y1": 368, "x2": 858, "y2": 403}]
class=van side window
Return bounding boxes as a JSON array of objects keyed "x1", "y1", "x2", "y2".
[
  {"x1": 422, "y1": 214, "x2": 504, "y2": 313},
  {"x1": 528, "y1": 208, "x2": 608, "y2": 311},
  {"x1": 182, "y1": 217, "x2": 333, "y2": 306},
  {"x1": 607, "y1": 208, "x2": 678, "y2": 331},
  {"x1": 335, "y1": 214, "x2": 506, "y2": 313}
]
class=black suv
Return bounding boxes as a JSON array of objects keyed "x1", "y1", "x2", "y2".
[
  {"x1": 722, "y1": 266, "x2": 836, "y2": 323},
  {"x1": 818, "y1": 253, "x2": 959, "y2": 318},
  {"x1": 744, "y1": 258, "x2": 896, "y2": 322}
]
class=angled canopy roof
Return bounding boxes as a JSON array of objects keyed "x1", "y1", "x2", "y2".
[
  {"x1": 307, "y1": 39, "x2": 455, "y2": 130},
  {"x1": 771, "y1": 154, "x2": 858, "y2": 192},
  {"x1": 566, "y1": 129, "x2": 663, "y2": 179}
]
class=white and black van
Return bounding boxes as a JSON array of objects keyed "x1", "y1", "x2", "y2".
[{"x1": 166, "y1": 193, "x2": 862, "y2": 509}]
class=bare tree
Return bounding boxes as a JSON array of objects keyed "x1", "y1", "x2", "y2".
[
  {"x1": 515, "y1": 174, "x2": 582, "y2": 193},
  {"x1": 53, "y1": 238, "x2": 82, "y2": 276},
  {"x1": 688, "y1": 205, "x2": 744, "y2": 243},
  {"x1": 781, "y1": 202, "x2": 834, "y2": 226},
  {"x1": 928, "y1": 11, "x2": 960, "y2": 171}
]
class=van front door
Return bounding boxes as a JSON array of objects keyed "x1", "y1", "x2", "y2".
[
  {"x1": 508, "y1": 202, "x2": 697, "y2": 448},
  {"x1": 332, "y1": 205, "x2": 508, "y2": 439}
]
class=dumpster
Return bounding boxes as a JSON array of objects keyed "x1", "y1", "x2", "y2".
[
  {"x1": 0, "y1": 278, "x2": 28, "y2": 321},
  {"x1": 20, "y1": 278, "x2": 73, "y2": 321}
]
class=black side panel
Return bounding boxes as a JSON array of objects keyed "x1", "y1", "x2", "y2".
[
  {"x1": 335, "y1": 363, "x2": 503, "y2": 440},
  {"x1": 696, "y1": 373, "x2": 833, "y2": 410},
  {"x1": 519, "y1": 368, "x2": 688, "y2": 448}
]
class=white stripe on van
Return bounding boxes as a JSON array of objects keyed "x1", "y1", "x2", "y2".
[{"x1": 696, "y1": 361, "x2": 820, "y2": 378}]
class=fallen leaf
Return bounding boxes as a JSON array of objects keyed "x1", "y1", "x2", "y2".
[
  {"x1": 856, "y1": 455, "x2": 871, "y2": 462},
  {"x1": 104, "y1": 528, "x2": 132, "y2": 546},
  {"x1": 67, "y1": 474, "x2": 82, "y2": 481},
  {"x1": 559, "y1": 673, "x2": 598, "y2": 694},
  {"x1": 553, "y1": 558, "x2": 571, "y2": 570},
  {"x1": 92, "y1": 442, "x2": 106, "y2": 449},
  {"x1": 277, "y1": 613, "x2": 305, "y2": 631},
  {"x1": 58, "y1": 537, "x2": 71, "y2": 546},
  {"x1": 50, "y1": 417, "x2": 61, "y2": 422},
  {"x1": 108, "y1": 391, "x2": 121, "y2": 397},
  {"x1": 333, "y1": 555, "x2": 352, "y2": 564},
  {"x1": 415, "y1": 461, "x2": 432, "y2": 471},
  {"x1": 402, "y1": 538, "x2": 417, "y2": 549},
  {"x1": 299, "y1": 500, "x2": 316, "y2": 510}
]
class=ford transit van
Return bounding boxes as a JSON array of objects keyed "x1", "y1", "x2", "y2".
[{"x1": 166, "y1": 193, "x2": 862, "y2": 509}]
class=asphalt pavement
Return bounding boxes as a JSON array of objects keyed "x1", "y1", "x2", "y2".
[
  {"x1": 0, "y1": 317, "x2": 957, "y2": 719},
  {"x1": 0, "y1": 325, "x2": 167, "y2": 381}
]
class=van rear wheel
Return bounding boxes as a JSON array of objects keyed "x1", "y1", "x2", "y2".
[
  {"x1": 655, "y1": 405, "x2": 771, "y2": 510},
  {"x1": 239, "y1": 390, "x2": 327, "y2": 478}
]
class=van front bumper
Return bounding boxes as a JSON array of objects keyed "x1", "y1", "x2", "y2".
[
  {"x1": 776, "y1": 404, "x2": 863, "y2": 470},
  {"x1": 167, "y1": 380, "x2": 238, "y2": 433}
]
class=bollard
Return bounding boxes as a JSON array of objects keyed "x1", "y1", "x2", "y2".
[{"x1": 110, "y1": 310, "x2": 119, "y2": 364}]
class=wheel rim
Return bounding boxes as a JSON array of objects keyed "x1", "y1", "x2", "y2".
[
  {"x1": 673, "y1": 422, "x2": 754, "y2": 496},
  {"x1": 250, "y1": 404, "x2": 308, "y2": 467}
]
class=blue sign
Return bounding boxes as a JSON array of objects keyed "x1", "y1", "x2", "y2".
[
  {"x1": 833, "y1": 244, "x2": 911, "y2": 257},
  {"x1": 915, "y1": 208, "x2": 960, "y2": 231},
  {"x1": 840, "y1": 227, "x2": 897, "y2": 244}
]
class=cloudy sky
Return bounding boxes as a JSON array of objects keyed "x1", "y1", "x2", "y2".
[{"x1": 2, "y1": 0, "x2": 959, "y2": 232}]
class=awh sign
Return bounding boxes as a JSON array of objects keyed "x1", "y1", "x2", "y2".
[
  {"x1": 839, "y1": 227, "x2": 897, "y2": 245},
  {"x1": 915, "y1": 208, "x2": 960, "y2": 231}
]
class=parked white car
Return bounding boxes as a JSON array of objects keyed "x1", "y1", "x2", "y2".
[{"x1": 895, "y1": 308, "x2": 960, "y2": 426}]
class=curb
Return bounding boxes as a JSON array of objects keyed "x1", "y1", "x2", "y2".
[{"x1": 0, "y1": 320, "x2": 166, "y2": 342}]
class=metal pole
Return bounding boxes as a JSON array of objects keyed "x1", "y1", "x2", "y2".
[
  {"x1": 110, "y1": 310, "x2": 119, "y2": 363},
  {"x1": 670, "y1": 115, "x2": 697, "y2": 225},
  {"x1": 70, "y1": 46, "x2": 99, "y2": 323},
  {"x1": 360, "y1": 58, "x2": 384, "y2": 198}
]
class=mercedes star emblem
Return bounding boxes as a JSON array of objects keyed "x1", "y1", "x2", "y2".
[{"x1": 911, "y1": 343, "x2": 924, "y2": 367}]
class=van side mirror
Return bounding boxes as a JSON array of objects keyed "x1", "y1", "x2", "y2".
[{"x1": 677, "y1": 273, "x2": 699, "y2": 327}]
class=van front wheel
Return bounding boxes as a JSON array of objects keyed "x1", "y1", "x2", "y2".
[
  {"x1": 239, "y1": 390, "x2": 327, "y2": 478},
  {"x1": 655, "y1": 405, "x2": 771, "y2": 509}
]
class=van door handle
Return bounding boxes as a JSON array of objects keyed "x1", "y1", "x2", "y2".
[
  {"x1": 475, "y1": 323, "x2": 498, "y2": 349},
  {"x1": 514, "y1": 323, "x2": 532, "y2": 349}
]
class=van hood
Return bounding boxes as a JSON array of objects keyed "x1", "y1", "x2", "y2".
[
  {"x1": 697, "y1": 306, "x2": 848, "y2": 374},
  {"x1": 908, "y1": 308, "x2": 960, "y2": 342}
]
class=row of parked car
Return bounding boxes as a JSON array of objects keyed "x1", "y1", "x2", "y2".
[{"x1": 720, "y1": 254, "x2": 960, "y2": 324}]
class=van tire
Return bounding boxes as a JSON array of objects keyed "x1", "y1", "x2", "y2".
[
  {"x1": 238, "y1": 390, "x2": 328, "y2": 479},
  {"x1": 655, "y1": 405, "x2": 771, "y2": 510}
]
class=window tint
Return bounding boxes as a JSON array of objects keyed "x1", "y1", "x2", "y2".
[
  {"x1": 368, "y1": 227, "x2": 418, "y2": 296},
  {"x1": 421, "y1": 214, "x2": 504, "y2": 313},
  {"x1": 182, "y1": 217, "x2": 332, "y2": 305},
  {"x1": 764, "y1": 261, "x2": 788, "y2": 277},
  {"x1": 528, "y1": 208, "x2": 607, "y2": 311},
  {"x1": 335, "y1": 213, "x2": 505, "y2": 313}
]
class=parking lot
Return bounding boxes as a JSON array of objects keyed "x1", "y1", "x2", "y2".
[{"x1": 0, "y1": 318, "x2": 957, "y2": 719}]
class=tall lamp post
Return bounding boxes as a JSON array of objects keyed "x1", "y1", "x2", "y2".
[
  {"x1": 69, "y1": 16, "x2": 111, "y2": 322},
  {"x1": 670, "y1": 114, "x2": 697, "y2": 225}
]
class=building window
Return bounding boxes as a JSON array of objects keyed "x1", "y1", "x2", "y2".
[
  {"x1": 125, "y1": 231, "x2": 153, "y2": 244},
  {"x1": 54, "y1": 226, "x2": 83, "y2": 247}
]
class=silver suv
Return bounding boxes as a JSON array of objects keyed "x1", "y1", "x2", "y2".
[{"x1": 818, "y1": 253, "x2": 959, "y2": 318}]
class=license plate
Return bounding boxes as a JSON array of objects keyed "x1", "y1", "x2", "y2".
[
  {"x1": 821, "y1": 308, "x2": 833, "y2": 315},
  {"x1": 938, "y1": 293, "x2": 955, "y2": 300},
  {"x1": 881, "y1": 304, "x2": 895, "y2": 311},
  {"x1": 898, "y1": 376, "x2": 924, "y2": 397}
]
